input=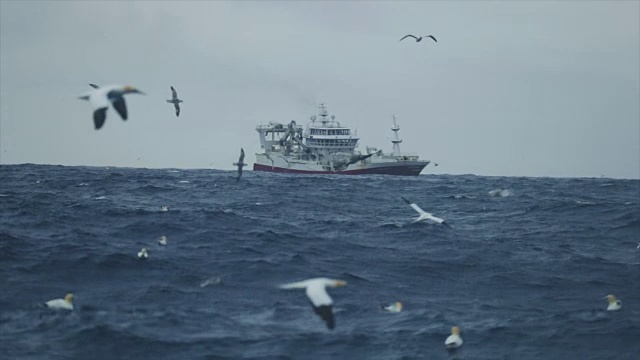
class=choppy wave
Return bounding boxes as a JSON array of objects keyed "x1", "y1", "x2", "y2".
[{"x1": 0, "y1": 164, "x2": 638, "y2": 360}]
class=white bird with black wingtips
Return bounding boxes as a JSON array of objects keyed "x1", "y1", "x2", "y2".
[
  {"x1": 279, "y1": 277, "x2": 347, "y2": 330},
  {"x1": 78, "y1": 84, "x2": 145, "y2": 130},
  {"x1": 401, "y1": 197, "x2": 451, "y2": 227},
  {"x1": 166, "y1": 86, "x2": 183, "y2": 117}
]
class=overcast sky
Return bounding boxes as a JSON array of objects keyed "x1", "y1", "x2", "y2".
[{"x1": 1, "y1": 1, "x2": 638, "y2": 178}]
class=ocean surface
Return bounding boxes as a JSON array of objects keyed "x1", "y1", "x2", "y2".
[{"x1": 1, "y1": 164, "x2": 638, "y2": 360}]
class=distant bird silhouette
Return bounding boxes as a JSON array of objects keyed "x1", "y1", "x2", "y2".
[
  {"x1": 233, "y1": 148, "x2": 247, "y2": 181},
  {"x1": 89, "y1": 83, "x2": 100, "y2": 89},
  {"x1": 78, "y1": 85, "x2": 145, "y2": 130},
  {"x1": 166, "y1": 86, "x2": 183, "y2": 117},
  {"x1": 399, "y1": 34, "x2": 437, "y2": 43}
]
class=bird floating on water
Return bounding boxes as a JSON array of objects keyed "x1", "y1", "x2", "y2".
[
  {"x1": 233, "y1": 148, "x2": 247, "y2": 181},
  {"x1": 166, "y1": 86, "x2": 183, "y2": 117},
  {"x1": 279, "y1": 277, "x2": 347, "y2": 330},
  {"x1": 445, "y1": 326, "x2": 463, "y2": 350},
  {"x1": 382, "y1": 301, "x2": 403, "y2": 313},
  {"x1": 400, "y1": 34, "x2": 437, "y2": 43},
  {"x1": 401, "y1": 197, "x2": 451, "y2": 227},
  {"x1": 158, "y1": 235, "x2": 167, "y2": 245},
  {"x1": 161, "y1": 205, "x2": 169, "y2": 212},
  {"x1": 78, "y1": 84, "x2": 145, "y2": 130},
  {"x1": 138, "y1": 248, "x2": 148, "y2": 259},
  {"x1": 45, "y1": 293, "x2": 74, "y2": 310},
  {"x1": 605, "y1": 294, "x2": 622, "y2": 311}
]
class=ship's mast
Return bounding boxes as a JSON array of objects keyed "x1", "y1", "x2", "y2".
[
  {"x1": 391, "y1": 115, "x2": 402, "y2": 156},
  {"x1": 319, "y1": 103, "x2": 329, "y2": 126}
]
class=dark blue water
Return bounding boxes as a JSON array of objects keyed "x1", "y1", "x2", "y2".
[{"x1": 1, "y1": 164, "x2": 638, "y2": 359}]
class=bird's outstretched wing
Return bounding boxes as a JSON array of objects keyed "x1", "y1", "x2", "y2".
[
  {"x1": 171, "y1": 86, "x2": 178, "y2": 100},
  {"x1": 236, "y1": 148, "x2": 245, "y2": 181},
  {"x1": 399, "y1": 34, "x2": 418, "y2": 41},
  {"x1": 174, "y1": 103, "x2": 180, "y2": 117},
  {"x1": 313, "y1": 305, "x2": 336, "y2": 330},
  {"x1": 401, "y1": 196, "x2": 428, "y2": 216},
  {"x1": 89, "y1": 83, "x2": 100, "y2": 89},
  {"x1": 93, "y1": 108, "x2": 108, "y2": 129},
  {"x1": 112, "y1": 97, "x2": 128, "y2": 120},
  {"x1": 425, "y1": 35, "x2": 437, "y2": 42}
]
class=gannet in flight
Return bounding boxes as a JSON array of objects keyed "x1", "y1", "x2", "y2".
[
  {"x1": 78, "y1": 85, "x2": 145, "y2": 130},
  {"x1": 233, "y1": 148, "x2": 247, "y2": 181},
  {"x1": 605, "y1": 294, "x2": 622, "y2": 311},
  {"x1": 279, "y1": 277, "x2": 347, "y2": 330},
  {"x1": 400, "y1": 34, "x2": 437, "y2": 43},
  {"x1": 45, "y1": 293, "x2": 74, "y2": 310},
  {"x1": 158, "y1": 235, "x2": 167, "y2": 245},
  {"x1": 445, "y1": 326, "x2": 463, "y2": 350},
  {"x1": 401, "y1": 197, "x2": 451, "y2": 227},
  {"x1": 166, "y1": 86, "x2": 183, "y2": 117},
  {"x1": 382, "y1": 301, "x2": 403, "y2": 313},
  {"x1": 138, "y1": 248, "x2": 148, "y2": 259}
]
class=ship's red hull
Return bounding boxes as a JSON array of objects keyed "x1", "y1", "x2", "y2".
[{"x1": 253, "y1": 163, "x2": 427, "y2": 176}]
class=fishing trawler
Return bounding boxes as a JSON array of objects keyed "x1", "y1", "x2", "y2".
[{"x1": 252, "y1": 104, "x2": 430, "y2": 176}]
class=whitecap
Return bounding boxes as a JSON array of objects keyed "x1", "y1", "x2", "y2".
[
  {"x1": 200, "y1": 276, "x2": 221, "y2": 287},
  {"x1": 489, "y1": 188, "x2": 512, "y2": 197},
  {"x1": 94, "y1": 196, "x2": 107, "y2": 200},
  {"x1": 179, "y1": 180, "x2": 190, "y2": 183}
]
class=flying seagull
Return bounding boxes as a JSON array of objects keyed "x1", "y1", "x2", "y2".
[
  {"x1": 166, "y1": 86, "x2": 183, "y2": 117},
  {"x1": 78, "y1": 85, "x2": 145, "y2": 130},
  {"x1": 399, "y1": 34, "x2": 437, "y2": 43},
  {"x1": 233, "y1": 148, "x2": 247, "y2": 181},
  {"x1": 279, "y1": 277, "x2": 347, "y2": 330},
  {"x1": 401, "y1": 196, "x2": 451, "y2": 227}
]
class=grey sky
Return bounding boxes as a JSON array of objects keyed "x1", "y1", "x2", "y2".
[{"x1": 1, "y1": 1, "x2": 638, "y2": 179}]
